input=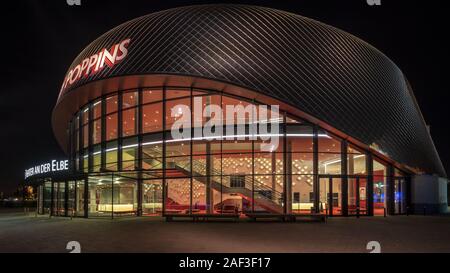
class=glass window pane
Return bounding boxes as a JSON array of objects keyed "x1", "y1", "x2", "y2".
[
  {"x1": 222, "y1": 139, "x2": 252, "y2": 154},
  {"x1": 292, "y1": 175, "x2": 314, "y2": 214},
  {"x1": 318, "y1": 130, "x2": 341, "y2": 153},
  {"x1": 106, "y1": 141, "x2": 118, "y2": 171},
  {"x1": 347, "y1": 145, "x2": 366, "y2": 175},
  {"x1": 348, "y1": 156, "x2": 366, "y2": 175},
  {"x1": 74, "y1": 129, "x2": 79, "y2": 151},
  {"x1": 192, "y1": 178, "x2": 207, "y2": 213},
  {"x1": 165, "y1": 178, "x2": 191, "y2": 213},
  {"x1": 142, "y1": 133, "x2": 163, "y2": 170},
  {"x1": 254, "y1": 138, "x2": 284, "y2": 153},
  {"x1": 394, "y1": 168, "x2": 405, "y2": 177},
  {"x1": 165, "y1": 97, "x2": 190, "y2": 133},
  {"x1": 286, "y1": 115, "x2": 302, "y2": 124},
  {"x1": 287, "y1": 125, "x2": 313, "y2": 152},
  {"x1": 106, "y1": 113, "x2": 118, "y2": 141},
  {"x1": 142, "y1": 103, "x2": 162, "y2": 133},
  {"x1": 122, "y1": 137, "x2": 138, "y2": 170},
  {"x1": 319, "y1": 153, "x2": 341, "y2": 174},
  {"x1": 165, "y1": 140, "x2": 191, "y2": 157},
  {"x1": 221, "y1": 153, "x2": 252, "y2": 176},
  {"x1": 83, "y1": 124, "x2": 89, "y2": 148},
  {"x1": 88, "y1": 176, "x2": 113, "y2": 217},
  {"x1": 142, "y1": 89, "x2": 162, "y2": 104},
  {"x1": 92, "y1": 119, "x2": 101, "y2": 144},
  {"x1": 348, "y1": 177, "x2": 368, "y2": 216},
  {"x1": 192, "y1": 140, "x2": 221, "y2": 155},
  {"x1": 83, "y1": 149, "x2": 88, "y2": 173},
  {"x1": 192, "y1": 94, "x2": 222, "y2": 126},
  {"x1": 106, "y1": 95, "x2": 118, "y2": 114},
  {"x1": 122, "y1": 90, "x2": 138, "y2": 109},
  {"x1": 122, "y1": 107, "x2": 137, "y2": 137},
  {"x1": 93, "y1": 145, "x2": 101, "y2": 172},
  {"x1": 373, "y1": 159, "x2": 387, "y2": 216},
  {"x1": 254, "y1": 153, "x2": 283, "y2": 175},
  {"x1": 75, "y1": 180, "x2": 84, "y2": 217},
  {"x1": 92, "y1": 99, "x2": 102, "y2": 119},
  {"x1": 142, "y1": 180, "x2": 163, "y2": 215},
  {"x1": 291, "y1": 153, "x2": 314, "y2": 176},
  {"x1": 74, "y1": 115, "x2": 80, "y2": 130},
  {"x1": 82, "y1": 107, "x2": 89, "y2": 125},
  {"x1": 221, "y1": 96, "x2": 253, "y2": 125},
  {"x1": 166, "y1": 88, "x2": 190, "y2": 100},
  {"x1": 113, "y1": 179, "x2": 138, "y2": 216}
]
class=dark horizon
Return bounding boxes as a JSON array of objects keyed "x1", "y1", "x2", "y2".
[{"x1": 1, "y1": 0, "x2": 449, "y2": 196}]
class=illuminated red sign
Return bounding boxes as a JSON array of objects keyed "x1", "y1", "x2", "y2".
[{"x1": 60, "y1": 38, "x2": 131, "y2": 92}]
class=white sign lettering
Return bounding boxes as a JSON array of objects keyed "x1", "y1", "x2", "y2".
[{"x1": 25, "y1": 160, "x2": 69, "y2": 179}]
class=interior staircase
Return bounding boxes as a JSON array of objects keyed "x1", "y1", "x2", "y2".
[{"x1": 141, "y1": 146, "x2": 284, "y2": 213}]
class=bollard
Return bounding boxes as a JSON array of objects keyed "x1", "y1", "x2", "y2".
[
  {"x1": 383, "y1": 207, "x2": 387, "y2": 217},
  {"x1": 356, "y1": 207, "x2": 360, "y2": 218}
]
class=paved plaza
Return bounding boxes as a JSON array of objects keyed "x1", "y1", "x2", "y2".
[{"x1": 1, "y1": 209, "x2": 450, "y2": 253}]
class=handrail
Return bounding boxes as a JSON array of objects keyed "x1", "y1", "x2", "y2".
[{"x1": 143, "y1": 145, "x2": 284, "y2": 206}]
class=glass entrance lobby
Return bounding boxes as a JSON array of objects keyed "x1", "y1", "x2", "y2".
[{"x1": 37, "y1": 87, "x2": 412, "y2": 218}]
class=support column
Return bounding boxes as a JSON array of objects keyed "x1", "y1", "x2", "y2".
[
  {"x1": 88, "y1": 103, "x2": 94, "y2": 173},
  {"x1": 282, "y1": 112, "x2": 288, "y2": 214},
  {"x1": 271, "y1": 152, "x2": 276, "y2": 193},
  {"x1": 189, "y1": 88, "x2": 194, "y2": 214},
  {"x1": 50, "y1": 181, "x2": 55, "y2": 217},
  {"x1": 366, "y1": 153, "x2": 374, "y2": 216},
  {"x1": 206, "y1": 142, "x2": 214, "y2": 213},
  {"x1": 118, "y1": 91, "x2": 123, "y2": 172},
  {"x1": 161, "y1": 87, "x2": 167, "y2": 215},
  {"x1": 205, "y1": 96, "x2": 214, "y2": 214},
  {"x1": 285, "y1": 141, "x2": 292, "y2": 214},
  {"x1": 137, "y1": 88, "x2": 143, "y2": 216},
  {"x1": 74, "y1": 181, "x2": 78, "y2": 216},
  {"x1": 78, "y1": 111, "x2": 83, "y2": 173},
  {"x1": 387, "y1": 164, "x2": 395, "y2": 215},
  {"x1": 64, "y1": 180, "x2": 69, "y2": 217},
  {"x1": 406, "y1": 175, "x2": 412, "y2": 214},
  {"x1": 341, "y1": 140, "x2": 348, "y2": 216},
  {"x1": 68, "y1": 120, "x2": 74, "y2": 175},
  {"x1": 101, "y1": 96, "x2": 107, "y2": 171},
  {"x1": 313, "y1": 125, "x2": 319, "y2": 213},
  {"x1": 83, "y1": 177, "x2": 89, "y2": 218}
]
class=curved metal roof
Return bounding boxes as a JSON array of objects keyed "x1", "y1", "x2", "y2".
[{"x1": 54, "y1": 4, "x2": 445, "y2": 176}]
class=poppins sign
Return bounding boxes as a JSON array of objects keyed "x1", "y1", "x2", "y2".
[
  {"x1": 60, "y1": 38, "x2": 131, "y2": 92},
  {"x1": 24, "y1": 160, "x2": 69, "y2": 179}
]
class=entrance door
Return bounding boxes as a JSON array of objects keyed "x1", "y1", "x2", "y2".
[
  {"x1": 319, "y1": 176, "x2": 342, "y2": 216},
  {"x1": 394, "y1": 177, "x2": 407, "y2": 214},
  {"x1": 142, "y1": 179, "x2": 163, "y2": 216},
  {"x1": 348, "y1": 176, "x2": 368, "y2": 216},
  {"x1": 54, "y1": 182, "x2": 66, "y2": 216}
]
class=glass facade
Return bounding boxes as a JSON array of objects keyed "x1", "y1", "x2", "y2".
[
  {"x1": 37, "y1": 87, "x2": 410, "y2": 218},
  {"x1": 373, "y1": 159, "x2": 387, "y2": 216}
]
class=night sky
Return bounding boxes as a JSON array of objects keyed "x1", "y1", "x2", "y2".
[{"x1": 1, "y1": 0, "x2": 448, "y2": 196}]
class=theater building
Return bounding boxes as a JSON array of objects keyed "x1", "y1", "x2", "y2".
[{"x1": 35, "y1": 4, "x2": 447, "y2": 218}]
